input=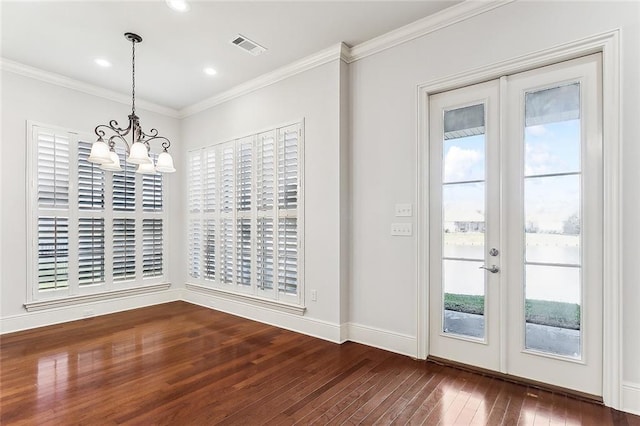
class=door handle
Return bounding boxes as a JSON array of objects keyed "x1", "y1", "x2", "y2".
[{"x1": 479, "y1": 265, "x2": 500, "y2": 273}]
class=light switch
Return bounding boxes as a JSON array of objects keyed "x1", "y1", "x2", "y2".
[
  {"x1": 395, "y1": 204, "x2": 412, "y2": 217},
  {"x1": 391, "y1": 223, "x2": 413, "y2": 236}
]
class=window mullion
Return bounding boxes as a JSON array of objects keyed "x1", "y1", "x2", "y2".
[
  {"x1": 135, "y1": 164, "x2": 143, "y2": 283},
  {"x1": 104, "y1": 163, "x2": 114, "y2": 289}
]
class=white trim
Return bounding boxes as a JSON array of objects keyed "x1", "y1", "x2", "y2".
[
  {"x1": 179, "y1": 44, "x2": 346, "y2": 118},
  {"x1": 24, "y1": 283, "x2": 171, "y2": 312},
  {"x1": 622, "y1": 382, "x2": 640, "y2": 416},
  {"x1": 348, "y1": 0, "x2": 514, "y2": 63},
  {"x1": 186, "y1": 283, "x2": 306, "y2": 316},
  {"x1": 0, "y1": 58, "x2": 179, "y2": 118},
  {"x1": 183, "y1": 288, "x2": 340, "y2": 343},
  {"x1": 416, "y1": 29, "x2": 621, "y2": 408},
  {"x1": 2, "y1": 288, "x2": 180, "y2": 334},
  {"x1": 346, "y1": 322, "x2": 417, "y2": 358}
]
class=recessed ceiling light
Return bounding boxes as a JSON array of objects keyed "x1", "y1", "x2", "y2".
[
  {"x1": 94, "y1": 58, "x2": 112, "y2": 68},
  {"x1": 166, "y1": 0, "x2": 190, "y2": 12},
  {"x1": 203, "y1": 67, "x2": 217, "y2": 76}
]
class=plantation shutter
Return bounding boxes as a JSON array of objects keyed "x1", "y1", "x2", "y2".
[
  {"x1": 188, "y1": 151, "x2": 202, "y2": 213},
  {"x1": 278, "y1": 128, "x2": 298, "y2": 209},
  {"x1": 278, "y1": 217, "x2": 297, "y2": 295},
  {"x1": 204, "y1": 219, "x2": 216, "y2": 280},
  {"x1": 236, "y1": 138, "x2": 252, "y2": 211},
  {"x1": 37, "y1": 131, "x2": 69, "y2": 208},
  {"x1": 220, "y1": 218, "x2": 234, "y2": 284},
  {"x1": 78, "y1": 218, "x2": 105, "y2": 285},
  {"x1": 77, "y1": 141, "x2": 104, "y2": 210},
  {"x1": 204, "y1": 149, "x2": 216, "y2": 212},
  {"x1": 221, "y1": 145, "x2": 234, "y2": 213},
  {"x1": 236, "y1": 218, "x2": 251, "y2": 286},
  {"x1": 257, "y1": 218, "x2": 274, "y2": 290},
  {"x1": 143, "y1": 154, "x2": 163, "y2": 212},
  {"x1": 188, "y1": 219, "x2": 201, "y2": 278},
  {"x1": 113, "y1": 218, "x2": 135, "y2": 281},
  {"x1": 142, "y1": 219, "x2": 163, "y2": 277},
  {"x1": 257, "y1": 132, "x2": 275, "y2": 211},
  {"x1": 113, "y1": 150, "x2": 136, "y2": 211},
  {"x1": 38, "y1": 217, "x2": 69, "y2": 290}
]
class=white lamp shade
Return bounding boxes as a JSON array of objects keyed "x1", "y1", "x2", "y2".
[
  {"x1": 87, "y1": 140, "x2": 111, "y2": 164},
  {"x1": 155, "y1": 151, "x2": 176, "y2": 173},
  {"x1": 99, "y1": 151, "x2": 123, "y2": 171},
  {"x1": 127, "y1": 141, "x2": 152, "y2": 164},
  {"x1": 136, "y1": 162, "x2": 157, "y2": 175}
]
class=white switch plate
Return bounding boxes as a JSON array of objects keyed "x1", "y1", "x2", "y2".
[
  {"x1": 391, "y1": 223, "x2": 413, "y2": 236},
  {"x1": 395, "y1": 204, "x2": 412, "y2": 217},
  {"x1": 311, "y1": 290, "x2": 317, "y2": 301}
]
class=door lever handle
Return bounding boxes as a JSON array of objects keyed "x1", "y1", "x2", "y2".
[{"x1": 479, "y1": 265, "x2": 500, "y2": 273}]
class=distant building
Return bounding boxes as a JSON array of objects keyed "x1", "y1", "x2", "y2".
[{"x1": 444, "y1": 210, "x2": 485, "y2": 233}]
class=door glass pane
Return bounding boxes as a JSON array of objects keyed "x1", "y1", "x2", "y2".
[
  {"x1": 523, "y1": 82, "x2": 582, "y2": 359},
  {"x1": 443, "y1": 183, "x2": 485, "y2": 259},
  {"x1": 441, "y1": 103, "x2": 486, "y2": 340},
  {"x1": 525, "y1": 265, "x2": 581, "y2": 358},
  {"x1": 443, "y1": 259, "x2": 485, "y2": 339},
  {"x1": 525, "y1": 175, "x2": 580, "y2": 265}
]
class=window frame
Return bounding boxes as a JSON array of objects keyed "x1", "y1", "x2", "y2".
[
  {"x1": 26, "y1": 121, "x2": 169, "y2": 305},
  {"x1": 186, "y1": 120, "x2": 305, "y2": 308}
]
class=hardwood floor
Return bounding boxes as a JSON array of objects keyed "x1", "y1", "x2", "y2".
[{"x1": 1, "y1": 302, "x2": 638, "y2": 425}]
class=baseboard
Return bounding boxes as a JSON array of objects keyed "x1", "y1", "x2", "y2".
[
  {"x1": 182, "y1": 288, "x2": 342, "y2": 343},
  {"x1": 346, "y1": 322, "x2": 417, "y2": 358},
  {"x1": 0, "y1": 288, "x2": 182, "y2": 334},
  {"x1": 622, "y1": 382, "x2": 640, "y2": 416}
]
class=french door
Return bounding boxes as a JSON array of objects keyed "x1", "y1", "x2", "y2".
[{"x1": 428, "y1": 54, "x2": 603, "y2": 395}]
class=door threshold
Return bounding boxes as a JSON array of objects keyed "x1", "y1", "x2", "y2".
[{"x1": 427, "y1": 355, "x2": 603, "y2": 404}]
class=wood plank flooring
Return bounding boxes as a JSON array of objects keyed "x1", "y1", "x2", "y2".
[{"x1": 1, "y1": 301, "x2": 638, "y2": 425}]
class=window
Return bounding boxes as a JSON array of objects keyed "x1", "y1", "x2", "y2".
[
  {"x1": 187, "y1": 122, "x2": 303, "y2": 305},
  {"x1": 28, "y1": 124, "x2": 167, "y2": 302}
]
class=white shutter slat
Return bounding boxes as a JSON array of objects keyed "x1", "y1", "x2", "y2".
[
  {"x1": 188, "y1": 151, "x2": 202, "y2": 213},
  {"x1": 236, "y1": 218, "x2": 251, "y2": 286},
  {"x1": 278, "y1": 217, "x2": 297, "y2": 295},
  {"x1": 188, "y1": 219, "x2": 201, "y2": 278},
  {"x1": 113, "y1": 149, "x2": 136, "y2": 211},
  {"x1": 220, "y1": 218, "x2": 233, "y2": 284},
  {"x1": 236, "y1": 138, "x2": 252, "y2": 212},
  {"x1": 113, "y1": 218, "x2": 135, "y2": 281},
  {"x1": 142, "y1": 218, "x2": 163, "y2": 277},
  {"x1": 258, "y1": 132, "x2": 275, "y2": 211},
  {"x1": 37, "y1": 131, "x2": 69, "y2": 208},
  {"x1": 204, "y1": 219, "x2": 216, "y2": 280},
  {"x1": 278, "y1": 129, "x2": 298, "y2": 210},
  {"x1": 37, "y1": 216, "x2": 69, "y2": 290},
  {"x1": 143, "y1": 153, "x2": 163, "y2": 212},
  {"x1": 204, "y1": 149, "x2": 216, "y2": 212},
  {"x1": 257, "y1": 217, "x2": 274, "y2": 290},
  {"x1": 221, "y1": 146, "x2": 234, "y2": 213},
  {"x1": 78, "y1": 218, "x2": 105, "y2": 285},
  {"x1": 78, "y1": 141, "x2": 105, "y2": 211}
]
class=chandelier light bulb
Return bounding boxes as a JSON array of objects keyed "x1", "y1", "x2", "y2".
[
  {"x1": 136, "y1": 162, "x2": 157, "y2": 175},
  {"x1": 87, "y1": 138, "x2": 112, "y2": 164},
  {"x1": 128, "y1": 141, "x2": 152, "y2": 164},
  {"x1": 155, "y1": 151, "x2": 176, "y2": 173},
  {"x1": 99, "y1": 151, "x2": 123, "y2": 172}
]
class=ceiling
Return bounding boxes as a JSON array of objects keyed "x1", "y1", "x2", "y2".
[{"x1": 1, "y1": 1, "x2": 460, "y2": 111}]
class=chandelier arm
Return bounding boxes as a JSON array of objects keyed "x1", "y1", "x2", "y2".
[
  {"x1": 140, "y1": 127, "x2": 159, "y2": 139},
  {"x1": 144, "y1": 136, "x2": 171, "y2": 151},
  {"x1": 106, "y1": 134, "x2": 130, "y2": 152}
]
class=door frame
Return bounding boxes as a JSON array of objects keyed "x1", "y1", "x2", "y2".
[{"x1": 416, "y1": 30, "x2": 621, "y2": 408}]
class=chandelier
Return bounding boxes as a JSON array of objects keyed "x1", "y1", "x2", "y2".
[{"x1": 88, "y1": 32, "x2": 175, "y2": 174}]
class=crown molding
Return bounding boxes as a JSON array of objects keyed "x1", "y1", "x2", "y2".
[
  {"x1": 348, "y1": 0, "x2": 515, "y2": 63},
  {"x1": 179, "y1": 42, "x2": 347, "y2": 118},
  {"x1": 0, "y1": 58, "x2": 180, "y2": 119}
]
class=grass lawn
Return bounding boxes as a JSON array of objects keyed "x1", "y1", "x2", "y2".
[{"x1": 444, "y1": 293, "x2": 580, "y2": 330}]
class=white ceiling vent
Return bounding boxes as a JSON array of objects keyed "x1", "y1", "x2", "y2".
[{"x1": 231, "y1": 34, "x2": 267, "y2": 56}]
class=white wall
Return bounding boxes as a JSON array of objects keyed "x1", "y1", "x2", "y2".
[
  {"x1": 349, "y1": 0, "x2": 639, "y2": 410},
  {"x1": 180, "y1": 60, "x2": 348, "y2": 340},
  {"x1": 0, "y1": 71, "x2": 182, "y2": 325}
]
